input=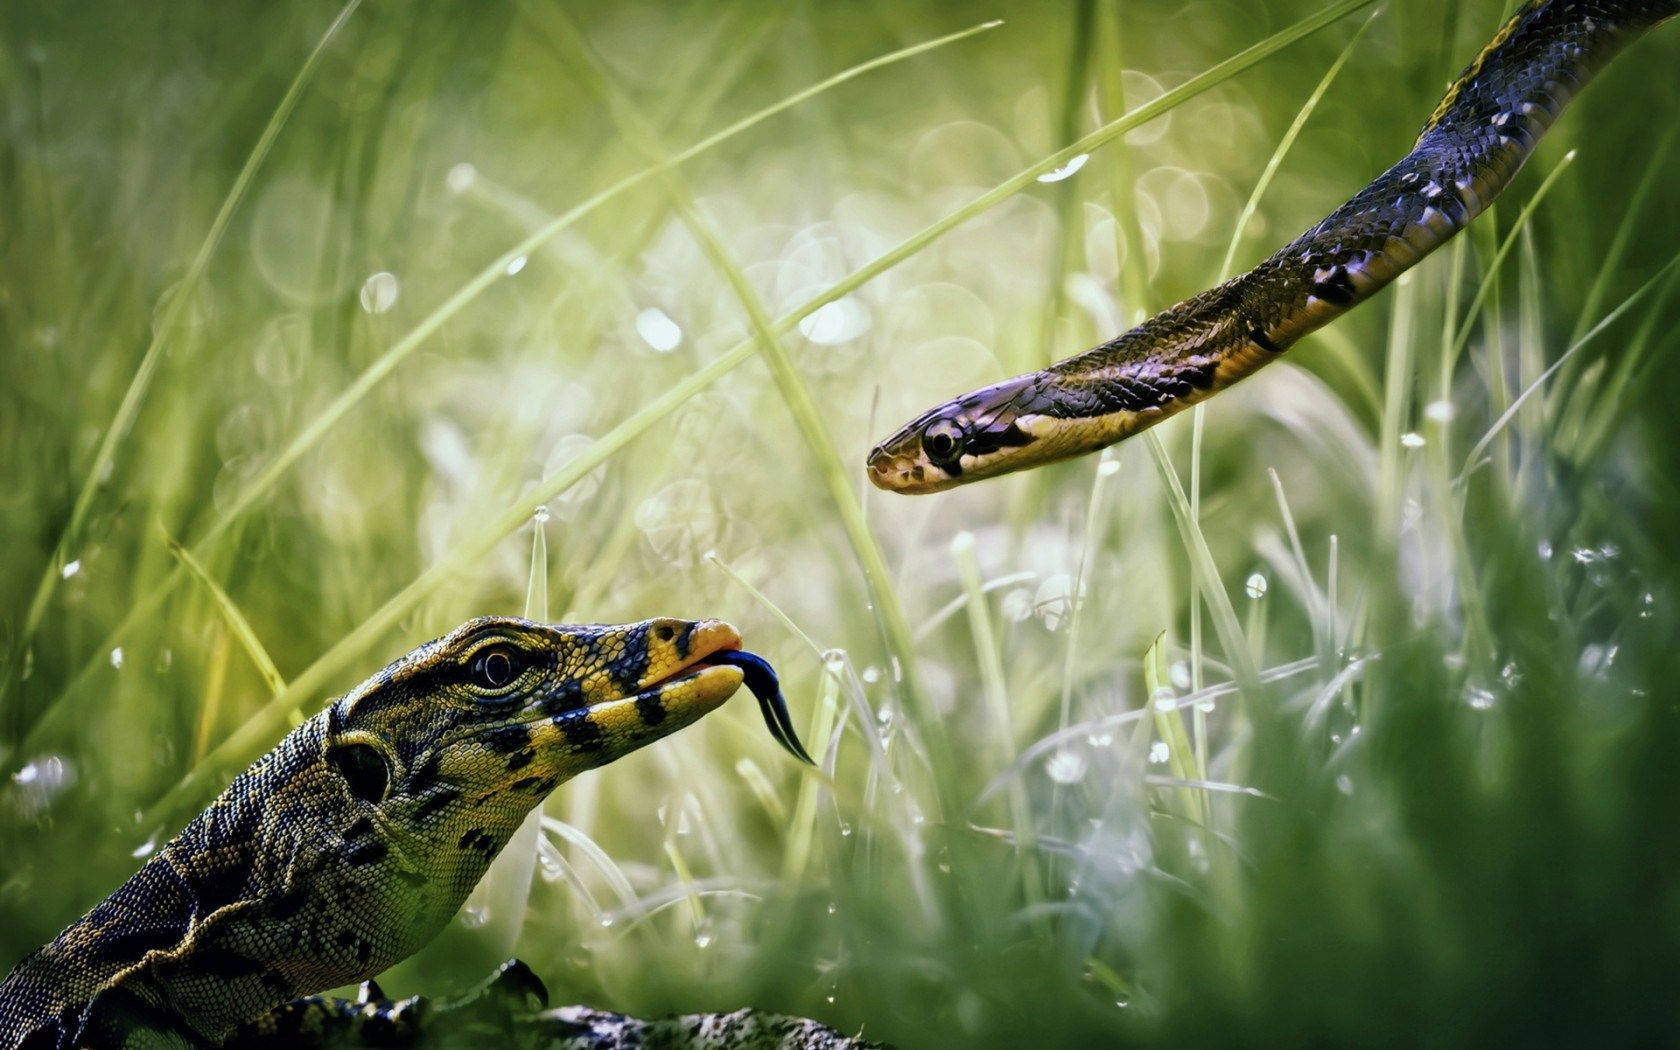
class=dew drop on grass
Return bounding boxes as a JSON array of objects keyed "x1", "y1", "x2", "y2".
[
  {"x1": 1036, "y1": 152, "x2": 1090, "y2": 183},
  {"x1": 537, "y1": 835, "x2": 565, "y2": 882},
  {"x1": 635, "y1": 307, "x2": 683, "y2": 352},
  {"x1": 109, "y1": 647, "x2": 124, "y2": 669},
  {"x1": 797, "y1": 297, "x2": 871, "y2": 345},
  {"x1": 1152, "y1": 687, "x2": 1177, "y2": 712},
  {"x1": 505, "y1": 255, "x2": 527, "y2": 276},
  {"x1": 60, "y1": 559, "x2": 80, "y2": 579},
  {"x1": 1245, "y1": 573, "x2": 1268, "y2": 600},
  {"x1": 358, "y1": 271, "x2": 399, "y2": 315},
  {"x1": 1463, "y1": 682, "x2": 1497, "y2": 710},
  {"x1": 446, "y1": 162, "x2": 477, "y2": 194},
  {"x1": 1046, "y1": 747, "x2": 1088, "y2": 784},
  {"x1": 862, "y1": 665, "x2": 881, "y2": 685},
  {"x1": 1336, "y1": 774, "x2": 1354, "y2": 795},
  {"x1": 1148, "y1": 741, "x2": 1169, "y2": 765},
  {"x1": 1425, "y1": 399, "x2": 1455, "y2": 423},
  {"x1": 1169, "y1": 660, "x2": 1191, "y2": 690},
  {"x1": 460, "y1": 905, "x2": 489, "y2": 928},
  {"x1": 1001, "y1": 588, "x2": 1034, "y2": 623},
  {"x1": 132, "y1": 834, "x2": 159, "y2": 860},
  {"x1": 1400, "y1": 431, "x2": 1425, "y2": 448},
  {"x1": 694, "y1": 932, "x2": 714, "y2": 949},
  {"x1": 1087, "y1": 731, "x2": 1114, "y2": 747}
]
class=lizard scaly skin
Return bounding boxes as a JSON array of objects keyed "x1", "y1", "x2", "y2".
[{"x1": 0, "y1": 617, "x2": 864, "y2": 1049}]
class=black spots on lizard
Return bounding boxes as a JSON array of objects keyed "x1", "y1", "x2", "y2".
[
  {"x1": 335, "y1": 930, "x2": 376, "y2": 968},
  {"x1": 555, "y1": 711, "x2": 604, "y2": 753},
  {"x1": 673, "y1": 621, "x2": 696, "y2": 658},
  {"x1": 510, "y1": 775, "x2": 557, "y2": 795},
  {"x1": 606, "y1": 627, "x2": 652, "y2": 694},
  {"x1": 541, "y1": 678, "x2": 585, "y2": 715},
  {"x1": 636, "y1": 694, "x2": 668, "y2": 727},
  {"x1": 81, "y1": 924, "x2": 184, "y2": 967},
  {"x1": 458, "y1": 828, "x2": 498, "y2": 858},
  {"x1": 344, "y1": 839, "x2": 389, "y2": 867},
  {"x1": 412, "y1": 787, "x2": 459, "y2": 824},
  {"x1": 484, "y1": 722, "x2": 531, "y2": 755},
  {"x1": 327, "y1": 742, "x2": 391, "y2": 804}
]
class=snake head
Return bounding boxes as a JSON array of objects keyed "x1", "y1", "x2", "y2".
[{"x1": 866, "y1": 374, "x2": 1062, "y2": 493}]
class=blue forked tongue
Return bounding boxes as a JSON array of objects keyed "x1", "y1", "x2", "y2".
[{"x1": 710, "y1": 650, "x2": 814, "y2": 765}]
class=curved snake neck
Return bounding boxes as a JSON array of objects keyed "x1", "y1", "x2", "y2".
[{"x1": 867, "y1": 0, "x2": 1679, "y2": 493}]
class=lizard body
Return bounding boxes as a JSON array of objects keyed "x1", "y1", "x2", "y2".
[{"x1": 0, "y1": 616, "x2": 842, "y2": 1049}]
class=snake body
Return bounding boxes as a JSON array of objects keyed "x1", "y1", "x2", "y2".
[{"x1": 867, "y1": 0, "x2": 1678, "y2": 493}]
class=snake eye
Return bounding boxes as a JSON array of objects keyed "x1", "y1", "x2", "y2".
[
  {"x1": 922, "y1": 420, "x2": 965, "y2": 464},
  {"x1": 470, "y1": 646, "x2": 524, "y2": 691}
]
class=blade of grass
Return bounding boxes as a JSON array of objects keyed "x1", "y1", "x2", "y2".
[
  {"x1": 130, "y1": 0, "x2": 1376, "y2": 815},
  {"x1": 14, "y1": 17, "x2": 1002, "y2": 764},
  {"x1": 953, "y1": 531, "x2": 1043, "y2": 903},
  {"x1": 1460, "y1": 249, "x2": 1680, "y2": 481},
  {"x1": 1145, "y1": 633, "x2": 1208, "y2": 826},
  {"x1": 1143, "y1": 432, "x2": 1260, "y2": 693},
  {"x1": 163, "y1": 535, "x2": 286, "y2": 704},
  {"x1": 0, "y1": 0, "x2": 362, "y2": 725}
]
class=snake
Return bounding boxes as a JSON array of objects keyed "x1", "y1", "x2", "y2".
[{"x1": 866, "y1": 0, "x2": 1678, "y2": 493}]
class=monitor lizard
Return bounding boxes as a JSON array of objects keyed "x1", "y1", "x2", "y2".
[{"x1": 0, "y1": 616, "x2": 867, "y2": 1048}]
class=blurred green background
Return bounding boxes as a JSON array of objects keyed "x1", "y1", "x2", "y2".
[{"x1": 4, "y1": 0, "x2": 1680, "y2": 1045}]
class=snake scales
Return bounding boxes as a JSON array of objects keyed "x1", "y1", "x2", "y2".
[{"x1": 867, "y1": 0, "x2": 1678, "y2": 493}]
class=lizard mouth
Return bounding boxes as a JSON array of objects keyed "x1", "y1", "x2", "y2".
[{"x1": 632, "y1": 628, "x2": 814, "y2": 764}]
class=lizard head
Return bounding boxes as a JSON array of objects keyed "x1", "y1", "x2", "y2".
[{"x1": 306, "y1": 615, "x2": 750, "y2": 954}]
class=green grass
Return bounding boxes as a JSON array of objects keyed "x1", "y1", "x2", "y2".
[{"x1": 3, "y1": 1, "x2": 1680, "y2": 1046}]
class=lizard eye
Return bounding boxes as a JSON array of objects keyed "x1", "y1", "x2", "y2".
[
  {"x1": 470, "y1": 646, "x2": 524, "y2": 691},
  {"x1": 328, "y1": 742, "x2": 390, "y2": 803}
]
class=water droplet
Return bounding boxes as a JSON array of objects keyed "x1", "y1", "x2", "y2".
[
  {"x1": 459, "y1": 905, "x2": 490, "y2": 928},
  {"x1": 1463, "y1": 682, "x2": 1496, "y2": 710},
  {"x1": 505, "y1": 255, "x2": 528, "y2": 276},
  {"x1": 1000, "y1": 588, "x2": 1035, "y2": 623},
  {"x1": 11, "y1": 756, "x2": 75, "y2": 815},
  {"x1": 1169, "y1": 660, "x2": 1191, "y2": 691},
  {"x1": 1538, "y1": 540, "x2": 1554, "y2": 560},
  {"x1": 1086, "y1": 731, "x2": 1114, "y2": 747},
  {"x1": 634, "y1": 479, "x2": 722, "y2": 566},
  {"x1": 838, "y1": 821, "x2": 853, "y2": 837},
  {"x1": 1152, "y1": 687, "x2": 1178, "y2": 712},
  {"x1": 694, "y1": 932, "x2": 714, "y2": 949},
  {"x1": 109, "y1": 647, "x2": 124, "y2": 669},
  {"x1": 826, "y1": 902, "x2": 838, "y2": 915},
  {"x1": 1424, "y1": 399, "x2": 1455, "y2": 423},
  {"x1": 60, "y1": 559, "x2": 81, "y2": 579},
  {"x1": 446, "y1": 162, "x2": 477, "y2": 194},
  {"x1": 1335, "y1": 774, "x2": 1354, "y2": 796},
  {"x1": 1400, "y1": 431, "x2": 1426, "y2": 448},
  {"x1": 1245, "y1": 573, "x2": 1268, "y2": 600},
  {"x1": 1115, "y1": 995, "x2": 1131, "y2": 1009},
  {"x1": 862, "y1": 666, "x2": 881, "y2": 685},
  {"x1": 537, "y1": 835, "x2": 566, "y2": 882},
  {"x1": 533, "y1": 505, "x2": 550, "y2": 525},
  {"x1": 635, "y1": 307, "x2": 683, "y2": 352},
  {"x1": 359, "y1": 271, "x2": 399, "y2": 314},
  {"x1": 1045, "y1": 747, "x2": 1088, "y2": 784},
  {"x1": 1148, "y1": 741, "x2": 1169, "y2": 765},
  {"x1": 1035, "y1": 573, "x2": 1079, "y2": 631},
  {"x1": 600, "y1": 916, "x2": 615, "y2": 928},
  {"x1": 131, "y1": 835, "x2": 160, "y2": 860},
  {"x1": 1036, "y1": 153, "x2": 1090, "y2": 183},
  {"x1": 797, "y1": 297, "x2": 872, "y2": 346}
]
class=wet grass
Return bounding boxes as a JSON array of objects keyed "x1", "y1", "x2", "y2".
[{"x1": 3, "y1": 1, "x2": 1680, "y2": 1046}]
